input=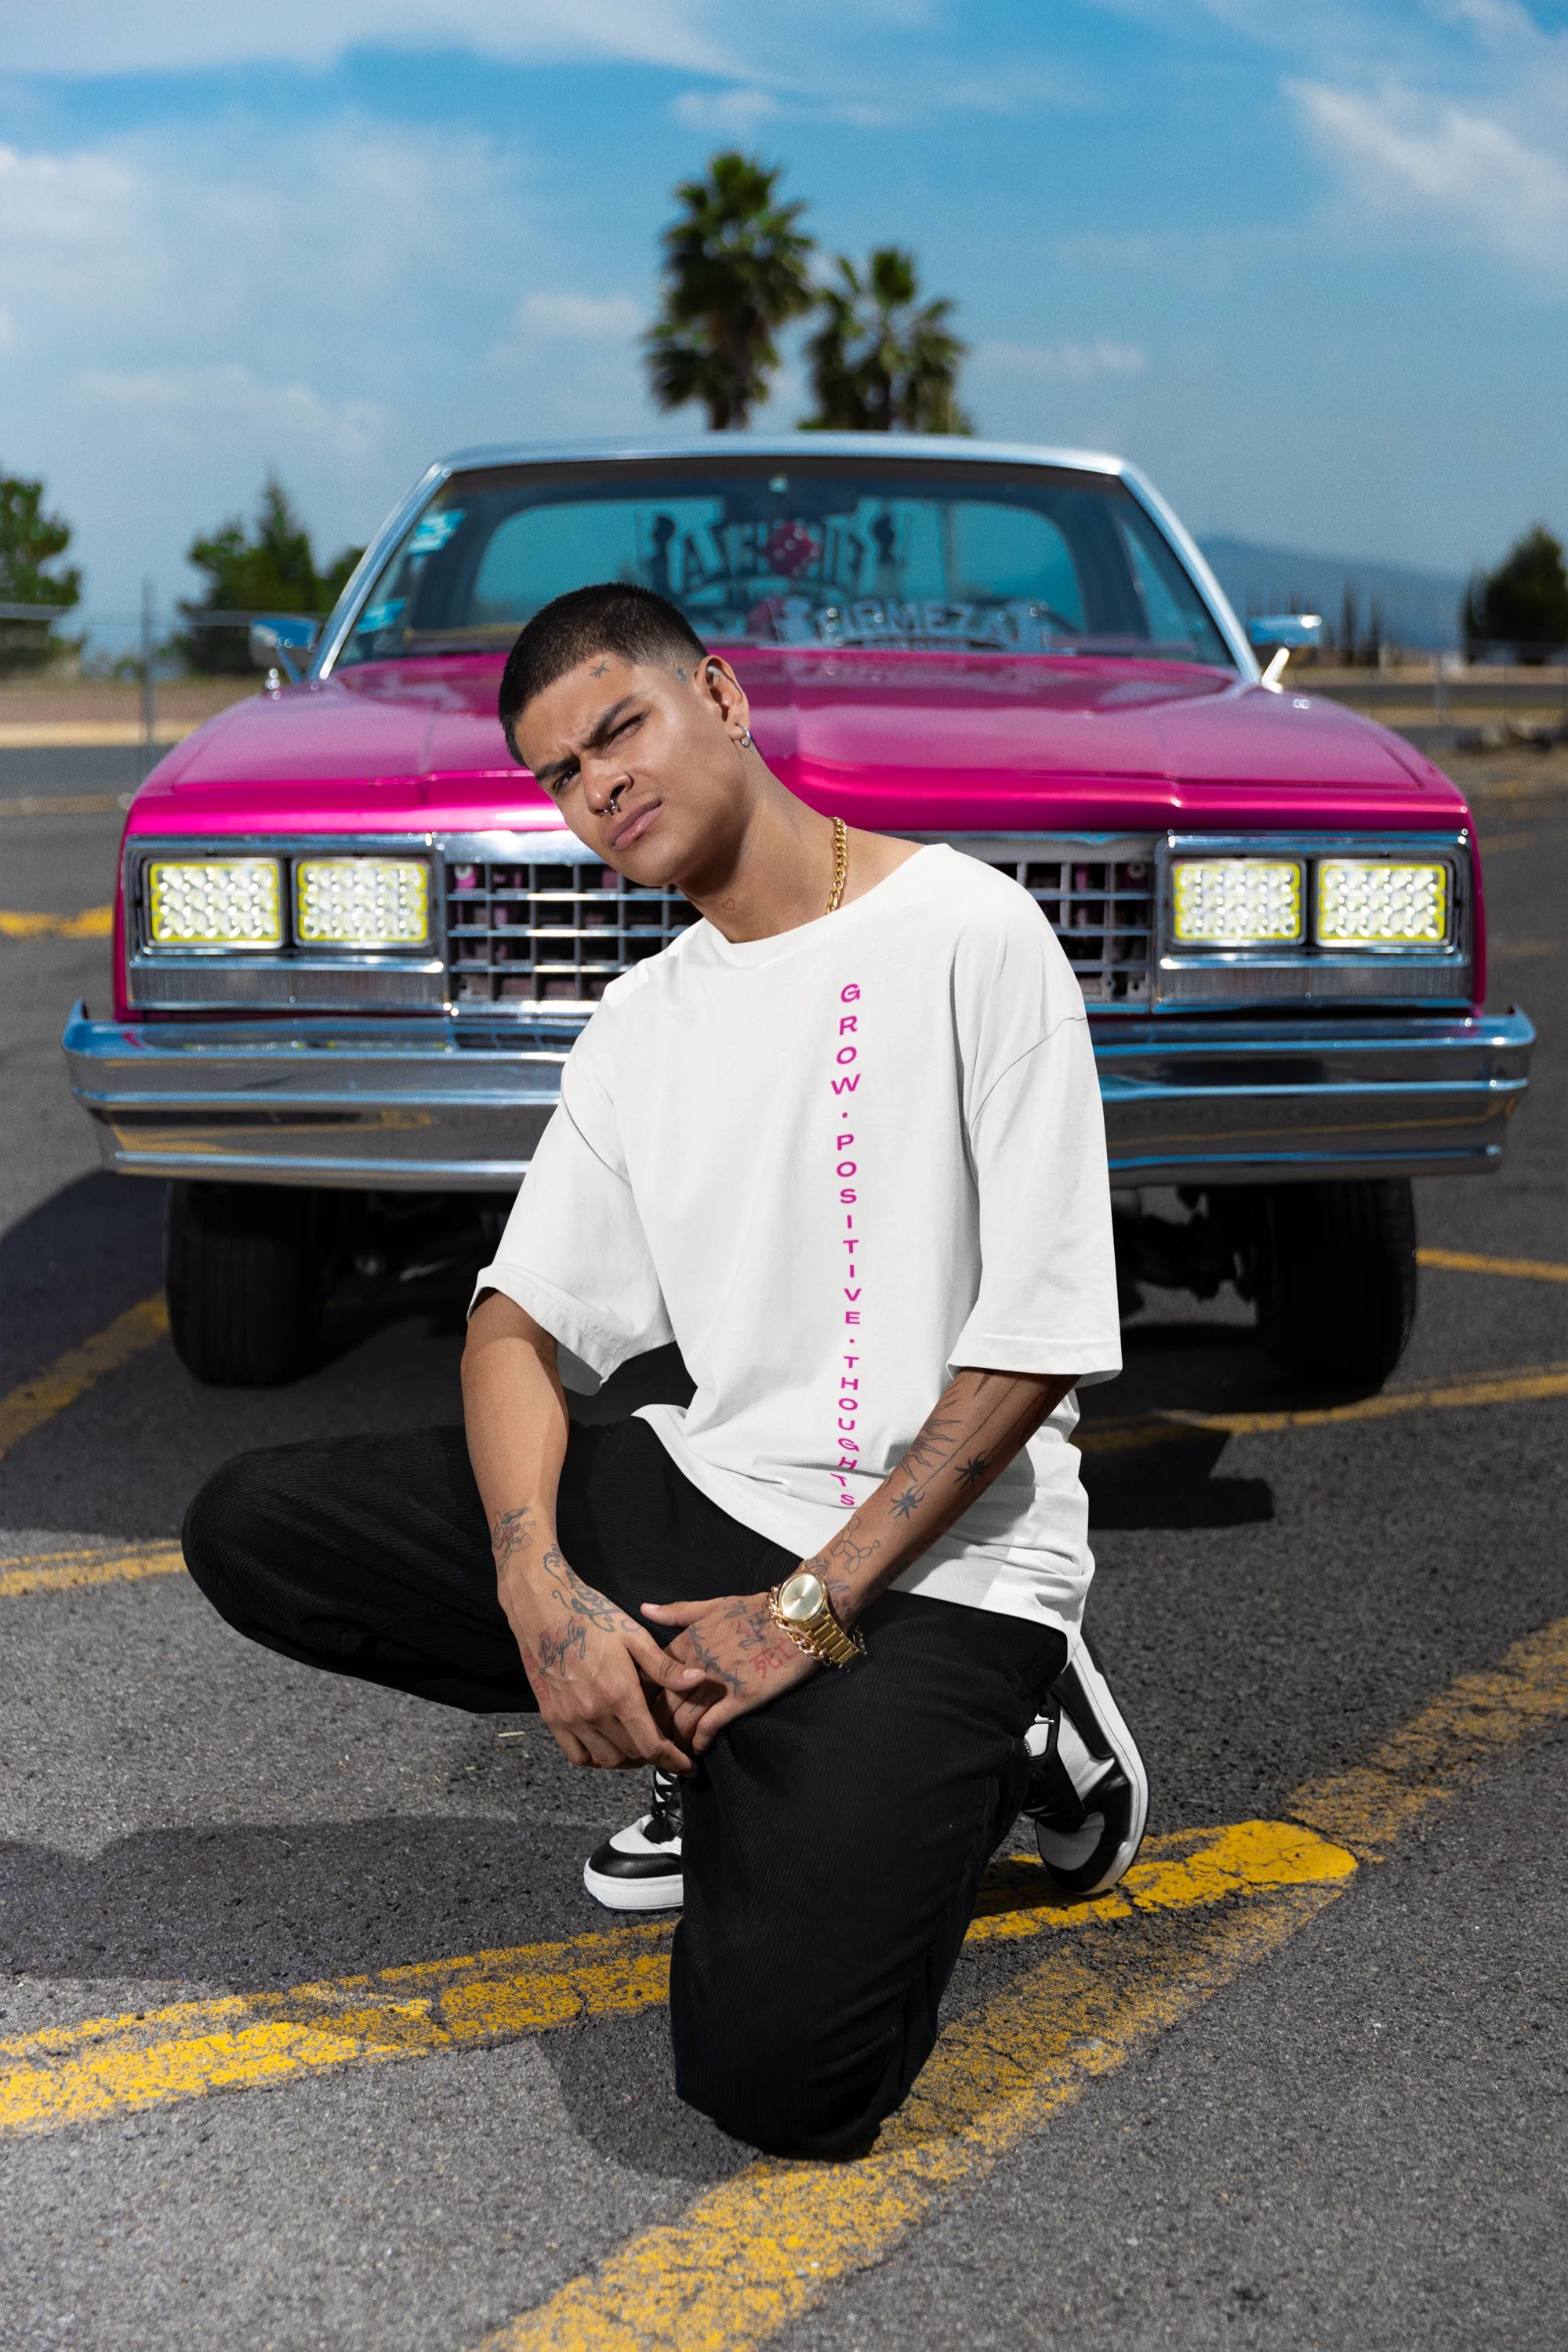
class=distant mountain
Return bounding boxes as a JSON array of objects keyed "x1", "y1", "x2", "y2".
[{"x1": 1198, "y1": 535, "x2": 1468, "y2": 652}]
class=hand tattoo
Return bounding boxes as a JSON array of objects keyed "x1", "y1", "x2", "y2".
[
  {"x1": 495, "y1": 1513, "x2": 630, "y2": 1683},
  {"x1": 542, "y1": 1550, "x2": 626, "y2": 1634},
  {"x1": 535, "y1": 1621, "x2": 586, "y2": 1675}
]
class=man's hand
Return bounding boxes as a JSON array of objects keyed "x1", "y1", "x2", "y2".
[
  {"x1": 639, "y1": 1592, "x2": 818, "y2": 1753},
  {"x1": 500, "y1": 1534, "x2": 706, "y2": 1773}
]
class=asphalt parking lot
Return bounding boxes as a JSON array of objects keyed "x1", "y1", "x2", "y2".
[{"x1": 2, "y1": 742, "x2": 1565, "y2": 2352}]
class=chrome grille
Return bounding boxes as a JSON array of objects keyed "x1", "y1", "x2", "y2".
[
  {"x1": 445, "y1": 855, "x2": 698, "y2": 1008},
  {"x1": 442, "y1": 835, "x2": 1157, "y2": 1011},
  {"x1": 956, "y1": 836, "x2": 1156, "y2": 1007}
]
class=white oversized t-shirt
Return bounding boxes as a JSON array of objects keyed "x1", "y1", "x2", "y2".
[{"x1": 474, "y1": 843, "x2": 1122, "y2": 1635}]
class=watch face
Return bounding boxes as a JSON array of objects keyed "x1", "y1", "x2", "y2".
[{"x1": 778, "y1": 1570, "x2": 826, "y2": 1624}]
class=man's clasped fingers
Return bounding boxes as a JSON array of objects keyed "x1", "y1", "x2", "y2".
[{"x1": 539, "y1": 1628, "x2": 710, "y2": 1773}]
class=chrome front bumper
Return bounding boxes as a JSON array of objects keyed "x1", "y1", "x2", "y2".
[{"x1": 64, "y1": 1004, "x2": 1535, "y2": 1192}]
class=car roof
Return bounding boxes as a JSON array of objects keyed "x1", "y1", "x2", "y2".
[{"x1": 433, "y1": 434, "x2": 1128, "y2": 477}]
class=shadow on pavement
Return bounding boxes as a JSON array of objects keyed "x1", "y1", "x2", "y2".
[
  {"x1": 0, "y1": 1816, "x2": 615, "y2": 1991},
  {"x1": 0, "y1": 1172, "x2": 164, "y2": 1389}
]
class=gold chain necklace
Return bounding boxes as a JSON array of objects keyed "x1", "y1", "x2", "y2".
[{"x1": 825, "y1": 816, "x2": 849, "y2": 914}]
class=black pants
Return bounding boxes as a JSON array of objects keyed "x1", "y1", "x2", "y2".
[{"x1": 182, "y1": 1417, "x2": 1065, "y2": 2158}]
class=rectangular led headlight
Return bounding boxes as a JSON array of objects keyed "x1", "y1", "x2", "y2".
[
  {"x1": 296, "y1": 857, "x2": 430, "y2": 948},
  {"x1": 1171, "y1": 858, "x2": 1303, "y2": 946},
  {"x1": 147, "y1": 858, "x2": 282, "y2": 947},
  {"x1": 1316, "y1": 860, "x2": 1448, "y2": 946}
]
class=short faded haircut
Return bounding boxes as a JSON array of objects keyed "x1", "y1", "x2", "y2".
[{"x1": 498, "y1": 583, "x2": 708, "y2": 761}]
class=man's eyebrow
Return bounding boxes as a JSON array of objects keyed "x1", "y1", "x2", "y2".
[{"x1": 532, "y1": 695, "x2": 639, "y2": 789}]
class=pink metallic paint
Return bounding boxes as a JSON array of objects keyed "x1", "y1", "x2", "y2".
[{"x1": 116, "y1": 648, "x2": 1484, "y2": 1018}]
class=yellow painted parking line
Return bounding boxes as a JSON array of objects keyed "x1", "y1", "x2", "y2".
[
  {"x1": 1417, "y1": 1246, "x2": 1568, "y2": 1284},
  {"x1": 484, "y1": 1894, "x2": 1338, "y2": 2352},
  {"x1": 0, "y1": 793, "x2": 132, "y2": 818},
  {"x1": 1076, "y1": 1358, "x2": 1568, "y2": 1454},
  {"x1": 0, "y1": 720, "x2": 198, "y2": 749},
  {"x1": 0, "y1": 904, "x2": 112, "y2": 938},
  {"x1": 0, "y1": 1821, "x2": 1351, "y2": 2140},
  {"x1": 1288, "y1": 1609, "x2": 1568, "y2": 1859},
  {"x1": 0, "y1": 1294, "x2": 169, "y2": 1460},
  {"x1": 0, "y1": 1545, "x2": 185, "y2": 1599},
  {"x1": 0, "y1": 1919, "x2": 677, "y2": 2140},
  {"x1": 479, "y1": 1610, "x2": 1568, "y2": 2352}
]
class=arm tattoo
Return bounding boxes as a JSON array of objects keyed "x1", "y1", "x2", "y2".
[
  {"x1": 491, "y1": 1504, "x2": 535, "y2": 1570},
  {"x1": 543, "y1": 1550, "x2": 626, "y2": 1634},
  {"x1": 812, "y1": 1524, "x2": 882, "y2": 1605},
  {"x1": 884, "y1": 1375, "x2": 1058, "y2": 1530},
  {"x1": 902, "y1": 1405, "x2": 964, "y2": 1473}
]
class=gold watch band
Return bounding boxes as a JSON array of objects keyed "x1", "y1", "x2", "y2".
[{"x1": 768, "y1": 1574, "x2": 866, "y2": 1669}]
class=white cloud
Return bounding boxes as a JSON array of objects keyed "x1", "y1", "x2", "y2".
[
  {"x1": 978, "y1": 339, "x2": 1147, "y2": 381},
  {"x1": 670, "y1": 85, "x2": 784, "y2": 132},
  {"x1": 5, "y1": 0, "x2": 730, "y2": 75},
  {"x1": 1292, "y1": 78, "x2": 1568, "y2": 281},
  {"x1": 0, "y1": 141, "x2": 158, "y2": 322},
  {"x1": 517, "y1": 292, "x2": 644, "y2": 339},
  {"x1": 71, "y1": 365, "x2": 388, "y2": 463}
]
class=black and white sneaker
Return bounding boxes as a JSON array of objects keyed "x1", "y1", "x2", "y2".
[
  {"x1": 583, "y1": 1766, "x2": 684, "y2": 1911},
  {"x1": 1024, "y1": 1637, "x2": 1149, "y2": 1897}
]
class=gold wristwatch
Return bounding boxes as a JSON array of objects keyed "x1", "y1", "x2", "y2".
[{"x1": 768, "y1": 1570, "x2": 866, "y2": 1669}]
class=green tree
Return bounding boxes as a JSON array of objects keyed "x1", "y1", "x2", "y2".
[
  {"x1": 0, "y1": 469, "x2": 82, "y2": 675},
  {"x1": 801, "y1": 248, "x2": 972, "y2": 434},
  {"x1": 644, "y1": 153, "x2": 815, "y2": 430},
  {"x1": 176, "y1": 475, "x2": 363, "y2": 674},
  {"x1": 1463, "y1": 524, "x2": 1568, "y2": 662}
]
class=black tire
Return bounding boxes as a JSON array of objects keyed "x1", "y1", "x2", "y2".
[
  {"x1": 1257, "y1": 1178, "x2": 1417, "y2": 1390},
  {"x1": 164, "y1": 1181, "x2": 326, "y2": 1387}
]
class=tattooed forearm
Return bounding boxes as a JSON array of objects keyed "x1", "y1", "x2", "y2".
[
  {"x1": 809, "y1": 1525, "x2": 882, "y2": 1605},
  {"x1": 902, "y1": 1404, "x2": 964, "y2": 1474},
  {"x1": 490, "y1": 1504, "x2": 536, "y2": 1570},
  {"x1": 493, "y1": 1512, "x2": 626, "y2": 1630}
]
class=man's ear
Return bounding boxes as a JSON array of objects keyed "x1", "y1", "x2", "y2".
[{"x1": 699, "y1": 655, "x2": 749, "y2": 735}]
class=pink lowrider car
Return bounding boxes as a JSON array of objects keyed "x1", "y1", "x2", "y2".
[{"x1": 64, "y1": 437, "x2": 1534, "y2": 1388}]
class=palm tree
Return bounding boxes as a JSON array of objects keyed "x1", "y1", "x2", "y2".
[
  {"x1": 801, "y1": 248, "x2": 972, "y2": 434},
  {"x1": 644, "y1": 154, "x2": 815, "y2": 430}
]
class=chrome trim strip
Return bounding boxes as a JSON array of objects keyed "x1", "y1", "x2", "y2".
[{"x1": 64, "y1": 1004, "x2": 1534, "y2": 1192}]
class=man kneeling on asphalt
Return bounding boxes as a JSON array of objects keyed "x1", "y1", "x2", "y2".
[{"x1": 183, "y1": 583, "x2": 1148, "y2": 2158}]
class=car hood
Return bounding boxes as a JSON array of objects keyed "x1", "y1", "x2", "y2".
[{"x1": 130, "y1": 648, "x2": 1467, "y2": 839}]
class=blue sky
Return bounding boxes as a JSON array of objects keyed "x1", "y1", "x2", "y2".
[{"x1": 3, "y1": 0, "x2": 1566, "y2": 621}]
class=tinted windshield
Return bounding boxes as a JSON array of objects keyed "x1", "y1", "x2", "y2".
[{"x1": 335, "y1": 458, "x2": 1233, "y2": 669}]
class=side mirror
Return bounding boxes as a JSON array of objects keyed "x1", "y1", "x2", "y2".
[
  {"x1": 1247, "y1": 612, "x2": 1323, "y2": 651},
  {"x1": 249, "y1": 613, "x2": 321, "y2": 684}
]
